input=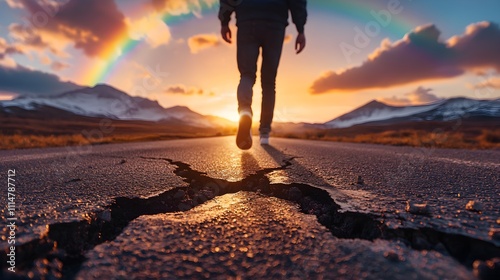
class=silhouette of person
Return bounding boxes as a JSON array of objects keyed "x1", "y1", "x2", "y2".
[{"x1": 219, "y1": 0, "x2": 307, "y2": 149}]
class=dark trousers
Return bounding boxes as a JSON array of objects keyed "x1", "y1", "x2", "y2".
[{"x1": 236, "y1": 20, "x2": 286, "y2": 135}]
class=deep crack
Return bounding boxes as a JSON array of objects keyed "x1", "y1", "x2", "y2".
[{"x1": 2, "y1": 157, "x2": 499, "y2": 279}]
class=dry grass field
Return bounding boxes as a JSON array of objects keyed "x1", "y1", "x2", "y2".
[
  {"x1": 273, "y1": 119, "x2": 500, "y2": 150},
  {"x1": 1, "y1": 116, "x2": 498, "y2": 150},
  {"x1": 0, "y1": 116, "x2": 236, "y2": 150}
]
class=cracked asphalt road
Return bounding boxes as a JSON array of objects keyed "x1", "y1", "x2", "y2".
[
  {"x1": 0, "y1": 136, "x2": 499, "y2": 279},
  {"x1": 78, "y1": 192, "x2": 473, "y2": 280}
]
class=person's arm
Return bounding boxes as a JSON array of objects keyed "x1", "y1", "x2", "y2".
[
  {"x1": 219, "y1": 0, "x2": 235, "y2": 43},
  {"x1": 288, "y1": 0, "x2": 307, "y2": 53},
  {"x1": 289, "y1": 0, "x2": 307, "y2": 34}
]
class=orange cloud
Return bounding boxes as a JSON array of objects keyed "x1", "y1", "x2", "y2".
[
  {"x1": 472, "y1": 76, "x2": 500, "y2": 89},
  {"x1": 9, "y1": 23, "x2": 48, "y2": 49},
  {"x1": 5, "y1": 0, "x2": 24, "y2": 9},
  {"x1": 311, "y1": 22, "x2": 500, "y2": 94},
  {"x1": 0, "y1": 92, "x2": 18, "y2": 101},
  {"x1": 0, "y1": 37, "x2": 23, "y2": 60},
  {"x1": 13, "y1": 0, "x2": 128, "y2": 58},
  {"x1": 165, "y1": 84, "x2": 213, "y2": 96},
  {"x1": 51, "y1": 61, "x2": 69, "y2": 71},
  {"x1": 379, "y1": 86, "x2": 442, "y2": 106},
  {"x1": 127, "y1": 14, "x2": 171, "y2": 48},
  {"x1": 284, "y1": 34, "x2": 292, "y2": 44},
  {"x1": 188, "y1": 34, "x2": 220, "y2": 54}
]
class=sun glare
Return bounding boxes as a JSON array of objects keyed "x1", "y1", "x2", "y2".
[{"x1": 216, "y1": 109, "x2": 240, "y2": 123}]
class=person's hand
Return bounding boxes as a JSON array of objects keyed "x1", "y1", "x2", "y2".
[
  {"x1": 295, "y1": 33, "x2": 306, "y2": 54},
  {"x1": 221, "y1": 25, "x2": 232, "y2": 44}
]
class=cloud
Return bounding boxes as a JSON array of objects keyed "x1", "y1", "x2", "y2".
[
  {"x1": 0, "y1": 37, "x2": 22, "y2": 67},
  {"x1": 0, "y1": 57, "x2": 17, "y2": 68},
  {"x1": 449, "y1": 22, "x2": 500, "y2": 72},
  {"x1": 38, "y1": 53, "x2": 52, "y2": 65},
  {"x1": 8, "y1": 23, "x2": 70, "y2": 60},
  {"x1": 0, "y1": 64, "x2": 82, "y2": 97},
  {"x1": 5, "y1": 0, "x2": 24, "y2": 8},
  {"x1": 472, "y1": 76, "x2": 500, "y2": 89},
  {"x1": 127, "y1": 14, "x2": 171, "y2": 48},
  {"x1": 51, "y1": 61, "x2": 69, "y2": 71},
  {"x1": 380, "y1": 86, "x2": 442, "y2": 106},
  {"x1": 125, "y1": 0, "x2": 219, "y2": 49},
  {"x1": 0, "y1": 37, "x2": 23, "y2": 60},
  {"x1": 9, "y1": 23, "x2": 48, "y2": 49},
  {"x1": 7, "y1": 0, "x2": 219, "y2": 57},
  {"x1": 188, "y1": 34, "x2": 220, "y2": 54},
  {"x1": 14, "y1": 0, "x2": 128, "y2": 58},
  {"x1": 284, "y1": 35, "x2": 292, "y2": 44},
  {"x1": 311, "y1": 22, "x2": 500, "y2": 94},
  {"x1": 165, "y1": 85, "x2": 213, "y2": 96},
  {"x1": 0, "y1": 92, "x2": 18, "y2": 101}
]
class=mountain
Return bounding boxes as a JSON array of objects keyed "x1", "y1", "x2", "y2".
[
  {"x1": 324, "y1": 98, "x2": 500, "y2": 128},
  {"x1": 407, "y1": 97, "x2": 500, "y2": 121},
  {"x1": 0, "y1": 84, "x2": 234, "y2": 128}
]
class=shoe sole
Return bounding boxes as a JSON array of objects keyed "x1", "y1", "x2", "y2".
[{"x1": 236, "y1": 115, "x2": 252, "y2": 150}]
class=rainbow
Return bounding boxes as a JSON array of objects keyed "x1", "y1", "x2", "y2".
[
  {"x1": 81, "y1": 1, "x2": 218, "y2": 86},
  {"x1": 81, "y1": 0, "x2": 421, "y2": 86},
  {"x1": 312, "y1": 0, "x2": 418, "y2": 37}
]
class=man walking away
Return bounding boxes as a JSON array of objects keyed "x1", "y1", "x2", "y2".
[{"x1": 219, "y1": 0, "x2": 307, "y2": 149}]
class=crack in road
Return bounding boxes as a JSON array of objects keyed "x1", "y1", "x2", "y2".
[{"x1": 3, "y1": 157, "x2": 500, "y2": 279}]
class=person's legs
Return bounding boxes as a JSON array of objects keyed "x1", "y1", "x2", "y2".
[
  {"x1": 259, "y1": 23, "x2": 285, "y2": 136},
  {"x1": 236, "y1": 22, "x2": 260, "y2": 116},
  {"x1": 236, "y1": 22, "x2": 260, "y2": 149}
]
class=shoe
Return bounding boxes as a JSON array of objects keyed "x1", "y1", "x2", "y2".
[
  {"x1": 260, "y1": 134, "x2": 269, "y2": 145},
  {"x1": 236, "y1": 111, "x2": 252, "y2": 150}
]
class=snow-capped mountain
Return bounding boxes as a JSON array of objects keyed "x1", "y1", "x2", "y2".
[
  {"x1": 0, "y1": 84, "x2": 234, "y2": 128},
  {"x1": 325, "y1": 98, "x2": 500, "y2": 128},
  {"x1": 409, "y1": 97, "x2": 500, "y2": 121},
  {"x1": 1, "y1": 84, "x2": 168, "y2": 121}
]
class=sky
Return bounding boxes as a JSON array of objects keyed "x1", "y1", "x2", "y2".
[{"x1": 0, "y1": 0, "x2": 499, "y2": 123}]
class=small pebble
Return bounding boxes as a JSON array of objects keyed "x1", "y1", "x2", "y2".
[
  {"x1": 406, "y1": 201, "x2": 431, "y2": 215},
  {"x1": 357, "y1": 176, "x2": 364, "y2": 185},
  {"x1": 489, "y1": 229, "x2": 500, "y2": 240},
  {"x1": 384, "y1": 250, "x2": 401, "y2": 262},
  {"x1": 174, "y1": 190, "x2": 186, "y2": 200},
  {"x1": 473, "y1": 258, "x2": 500, "y2": 280},
  {"x1": 466, "y1": 200, "x2": 483, "y2": 212}
]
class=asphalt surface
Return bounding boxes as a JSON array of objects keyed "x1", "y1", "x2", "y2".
[
  {"x1": 0, "y1": 136, "x2": 499, "y2": 279},
  {"x1": 78, "y1": 192, "x2": 473, "y2": 279}
]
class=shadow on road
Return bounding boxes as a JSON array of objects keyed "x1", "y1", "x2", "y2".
[
  {"x1": 240, "y1": 151, "x2": 262, "y2": 175},
  {"x1": 261, "y1": 144, "x2": 335, "y2": 188}
]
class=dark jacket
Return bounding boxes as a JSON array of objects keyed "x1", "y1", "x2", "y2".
[{"x1": 219, "y1": 0, "x2": 307, "y2": 33}]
